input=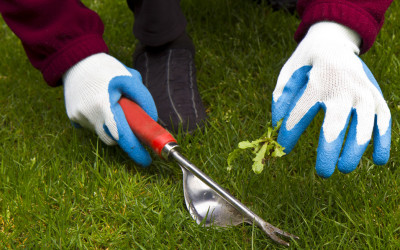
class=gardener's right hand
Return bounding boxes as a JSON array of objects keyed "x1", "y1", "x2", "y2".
[{"x1": 63, "y1": 53, "x2": 158, "y2": 167}]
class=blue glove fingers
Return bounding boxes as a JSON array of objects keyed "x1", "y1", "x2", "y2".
[
  {"x1": 109, "y1": 104, "x2": 152, "y2": 166},
  {"x1": 106, "y1": 70, "x2": 158, "y2": 167},
  {"x1": 315, "y1": 108, "x2": 351, "y2": 178},
  {"x1": 272, "y1": 66, "x2": 312, "y2": 127},
  {"x1": 337, "y1": 111, "x2": 369, "y2": 174},
  {"x1": 359, "y1": 59, "x2": 391, "y2": 165},
  {"x1": 372, "y1": 117, "x2": 392, "y2": 165},
  {"x1": 277, "y1": 102, "x2": 321, "y2": 153}
]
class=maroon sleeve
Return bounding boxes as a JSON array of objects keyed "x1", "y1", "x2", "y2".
[
  {"x1": 0, "y1": 0, "x2": 108, "y2": 86},
  {"x1": 295, "y1": 0, "x2": 393, "y2": 54}
]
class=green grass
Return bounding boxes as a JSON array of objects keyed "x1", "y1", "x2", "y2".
[{"x1": 1, "y1": 0, "x2": 400, "y2": 248}]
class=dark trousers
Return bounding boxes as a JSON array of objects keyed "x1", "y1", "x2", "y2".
[
  {"x1": 127, "y1": 0, "x2": 297, "y2": 46},
  {"x1": 127, "y1": 0, "x2": 187, "y2": 47}
]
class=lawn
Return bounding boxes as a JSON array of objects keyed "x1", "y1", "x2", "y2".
[{"x1": 1, "y1": 0, "x2": 400, "y2": 248}]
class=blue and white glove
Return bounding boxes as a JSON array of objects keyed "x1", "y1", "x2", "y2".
[
  {"x1": 272, "y1": 22, "x2": 392, "y2": 178},
  {"x1": 63, "y1": 53, "x2": 158, "y2": 166}
]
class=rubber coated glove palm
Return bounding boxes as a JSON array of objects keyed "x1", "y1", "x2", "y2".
[
  {"x1": 272, "y1": 22, "x2": 391, "y2": 178},
  {"x1": 63, "y1": 53, "x2": 158, "y2": 166}
]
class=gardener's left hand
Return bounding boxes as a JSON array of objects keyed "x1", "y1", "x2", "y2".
[
  {"x1": 63, "y1": 53, "x2": 158, "y2": 167},
  {"x1": 271, "y1": 22, "x2": 392, "y2": 178}
]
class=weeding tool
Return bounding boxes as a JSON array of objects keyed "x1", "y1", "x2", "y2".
[{"x1": 119, "y1": 97, "x2": 299, "y2": 246}]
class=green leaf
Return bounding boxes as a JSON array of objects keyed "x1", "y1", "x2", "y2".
[
  {"x1": 252, "y1": 160, "x2": 264, "y2": 174},
  {"x1": 238, "y1": 141, "x2": 255, "y2": 149},
  {"x1": 271, "y1": 145, "x2": 285, "y2": 157},
  {"x1": 252, "y1": 143, "x2": 269, "y2": 174},
  {"x1": 266, "y1": 126, "x2": 273, "y2": 138},
  {"x1": 227, "y1": 148, "x2": 242, "y2": 171},
  {"x1": 274, "y1": 120, "x2": 283, "y2": 133}
]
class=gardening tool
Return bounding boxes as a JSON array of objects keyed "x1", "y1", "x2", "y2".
[{"x1": 119, "y1": 97, "x2": 299, "y2": 246}]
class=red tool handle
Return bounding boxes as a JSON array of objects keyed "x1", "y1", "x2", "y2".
[{"x1": 118, "y1": 97, "x2": 177, "y2": 158}]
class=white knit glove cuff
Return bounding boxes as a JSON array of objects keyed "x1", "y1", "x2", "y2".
[{"x1": 306, "y1": 21, "x2": 361, "y2": 54}]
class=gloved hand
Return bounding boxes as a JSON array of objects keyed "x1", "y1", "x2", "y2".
[
  {"x1": 272, "y1": 22, "x2": 392, "y2": 178},
  {"x1": 63, "y1": 53, "x2": 158, "y2": 166}
]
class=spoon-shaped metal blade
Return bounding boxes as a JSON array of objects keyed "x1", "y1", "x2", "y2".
[{"x1": 181, "y1": 165, "x2": 251, "y2": 226}]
